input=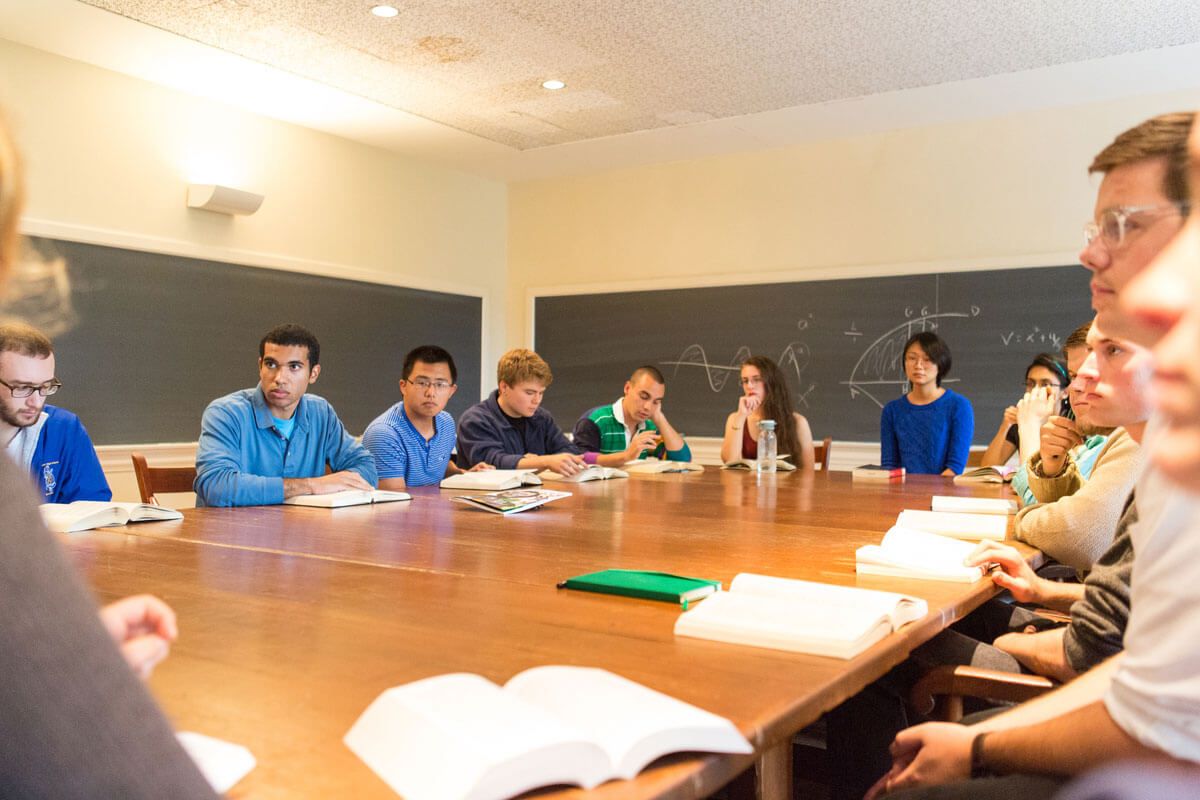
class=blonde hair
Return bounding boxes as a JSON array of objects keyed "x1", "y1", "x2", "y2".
[
  {"x1": 1089, "y1": 112, "x2": 1194, "y2": 204},
  {"x1": 497, "y1": 348, "x2": 553, "y2": 387},
  {"x1": 0, "y1": 321, "x2": 52, "y2": 357},
  {"x1": 0, "y1": 110, "x2": 24, "y2": 284}
]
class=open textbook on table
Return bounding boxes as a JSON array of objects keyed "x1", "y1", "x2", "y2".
[{"x1": 344, "y1": 665, "x2": 752, "y2": 800}]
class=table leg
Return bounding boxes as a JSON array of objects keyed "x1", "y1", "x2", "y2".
[{"x1": 756, "y1": 740, "x2": 792, "y2": 800}]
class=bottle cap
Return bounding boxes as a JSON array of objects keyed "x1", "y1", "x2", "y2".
[{"x1": 760, "y1": 420, "x2": 776, "y2": 430}]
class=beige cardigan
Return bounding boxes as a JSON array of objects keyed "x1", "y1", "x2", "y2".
[{"x1": 1015, "y1": 427, "x2": 1143, "y2": 574}]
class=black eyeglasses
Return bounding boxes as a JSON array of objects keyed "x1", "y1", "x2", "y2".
[{"x1": 0, "y1": 378, "x2": 62, "y2": 398}]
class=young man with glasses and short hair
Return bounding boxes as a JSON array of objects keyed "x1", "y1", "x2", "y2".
[
  {"x1": 194, "y1": 323, "x2": 377, "y2": 507},
  {"x1": 362, "y1": 345, "x2": 493, "y2": 489},
  {"x1": 0, "y1": 321, "x2": 110, "y2": 502}
]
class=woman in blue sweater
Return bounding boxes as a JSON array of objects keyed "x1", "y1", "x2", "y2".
[{"x1": 880, "y1": 332, "x2": 974, "y2": 475}]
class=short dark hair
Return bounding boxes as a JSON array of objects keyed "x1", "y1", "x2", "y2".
[
  {"x1": 260, "y1": 323, "x2": 320, "y2": 367},
  {"x1": 903, "y1": 332, "x2": 952, "y2": 387},
  {"x1": 403, "y1": 345, "x2": 457, "y2": 384},
  {"x1": 629, "y1": 365, "x2": 665, "y2": 385},
  {"x1": 1027, "y1": 352, "x2": 1069, "y2": 388}
]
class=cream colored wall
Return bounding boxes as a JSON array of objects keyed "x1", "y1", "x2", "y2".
[
  {"x1": 507, "y1": 89, "x2": 1200, "y2": 349},
  {"x1": 0, "y1": 38, "x2": 508, "y2": 393},
  {"x1": 0, "y1": 39, "x2": 508, "y2": 501}
]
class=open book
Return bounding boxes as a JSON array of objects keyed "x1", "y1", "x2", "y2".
[
  {"x1": 931, "y1": 495, "x2": 1017, "y2": 515},
  {"x1": 674, "y1": 573, "x2": 928, "y2": 659},
  {"x1": 440, "y1": 469, "x2": 543, "y2": 491},
  {"x1": 283, "y1": 489, "x2": 411, "y2": 508},
  {"x1": 40, "y1": 501, "x2": 183, "y2": 533},
  {"x1": 624, "y1": 460, "x2": 704, "y2": 474},
  {"x1": 453, "y1": 489, "x2": 571, "y2": 515},
  {"x1": 895, "y1": 509, "x2": 1007, "y2": 541},
  {"x1": 855, "y1": 526, "x2": 984, "y2": 583},
  {"x1": 539, "y1": 466, "x2": 628, "y2": 483},
  {"x1": 953, "y1": 465, "x2": 1017, "y2": 485},
  {"x1": 722, "y1": 456, "x2": 795, "y2": 471},
  {"x1": 344, "y1": 666, "x2": 752, "y2": 800}
]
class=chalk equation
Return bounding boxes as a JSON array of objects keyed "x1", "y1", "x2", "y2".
[
  {"x1": 1001, "y1": 326, "x2": 1063, "y2": 351},
  {"x1": 662, "y1": 341, "x2": 817, "y2": 407},
  {"x1": 839, "y1": 309, "x2": 976, "y2": 408}
]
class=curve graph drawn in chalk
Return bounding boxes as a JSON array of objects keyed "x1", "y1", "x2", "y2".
[
  {"x1": 661, "y1": 342, "x2": 816, "y2": 406},
  {"x1": 840, "y1": 311, "x2": 975, "y2": 408}
]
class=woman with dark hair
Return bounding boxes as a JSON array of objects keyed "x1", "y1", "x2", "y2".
[
  {"x1": 879, "y1": 331, "x2": 974, "y2": 475},
  {"x1": 720, "y1": 355, "x2": 816, "y2": 470},
  {"x1": 979, "y1": 352, "x2": 1070, "y2": 468}
]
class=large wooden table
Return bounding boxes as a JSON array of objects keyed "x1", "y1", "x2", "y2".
[{"x1": 60, "y1": 470, "x2": 1030, "y2": 799}]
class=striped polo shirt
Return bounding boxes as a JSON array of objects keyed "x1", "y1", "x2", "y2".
[{"x1": 361, "y1": 401, "x2": 457, "y2": 487}]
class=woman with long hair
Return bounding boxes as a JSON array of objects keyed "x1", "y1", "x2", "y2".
[{"x1": 720, "y1": 355, "x2": 816, "y2": 470}]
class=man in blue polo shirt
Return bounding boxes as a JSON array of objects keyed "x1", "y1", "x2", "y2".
[
  {"x1": 0, "y1": 322, "x2": 111, "y2": 503},
  {"x1": 362, "y1": 345, "x2": 493, "y2": 488},
  {"x1": 194, "y1": 323, "x2": 377, "y2": 507}
]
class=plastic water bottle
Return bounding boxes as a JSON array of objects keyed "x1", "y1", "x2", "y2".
[{"x1": 756, "y1": 420, "x2": 777, "y2": 473}]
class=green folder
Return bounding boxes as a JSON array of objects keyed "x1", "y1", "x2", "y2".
[{"x1": 558, "y1": 569, "x2": 721, "y2": 609}]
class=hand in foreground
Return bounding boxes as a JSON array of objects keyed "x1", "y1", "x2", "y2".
[
  {"x1": 467, "y1": 462, "x2": 495, "y2": 472},
  {"x1": 1039, "y1": 416, "x2": 1083, "y2": 477},
  {"x1": 999, "y1": 405, "x2": 1018, "y2": 431},
  {"x1": 99, "y1": 594, "x2": 178, "y2": 680},
  {"x1": 625, "y1": 430, "x2": 661, "y2": 459},
  {"x1": 544, "y1": 452, "x2": 587, "y2": 476},
  {"x1": 1017, "y1": 386, "x2": 1059, "y2": 429},
  {"x1": 309, "y1": 470, "x2": 374, "y2": 494},
  {"x1": 864, "y1": 722, "x2": 974, "y2": 800},
  {"x1": 966, "y1": 541, "x2": 1047, "y2": 605}
]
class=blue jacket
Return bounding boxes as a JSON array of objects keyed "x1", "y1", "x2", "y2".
[
  {"x1": 455, "y1": 390, "x2": 579, "y2": 470},
  {"x1": 31, "y1": 405, "x2": 112, "y2": 503},
  {"x1": 194, "y1": 386, "x2": 377, "y2": 507}
]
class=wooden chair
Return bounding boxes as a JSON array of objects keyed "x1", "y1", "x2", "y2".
[
  {"x1": 130, "y1": 453, "x2": 196, "y2": 506},
  {"x1": 966, "y1": 448, "x2": 986, "y2": 467},
  {"x1": 909, "y1": 664, "x2": 1056, "y2": 722},
  {"x1": 813, "y1": 436, "x2": 833, "y2": 471}
]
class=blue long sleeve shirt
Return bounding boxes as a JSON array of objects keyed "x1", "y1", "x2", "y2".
[
  {"x1": 194, "y1": 385, "x2": 377, "y2": 507},
  {"x1": 880, "y1": 388, "x2": 974, "y2": 475},
  {"x1": 455, "y1": 390, "x2": 579, "y2": 470},
  {"x1": 30, "y1": 405, "x2": 112, "y2": 503}
]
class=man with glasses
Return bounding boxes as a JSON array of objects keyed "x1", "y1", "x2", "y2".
[
  {"x1": 0, "y1": 321, "x2": 110, "y2": 502},
  {"x1": 362, "y1": 345, "x2": 493, "y2": 488}
]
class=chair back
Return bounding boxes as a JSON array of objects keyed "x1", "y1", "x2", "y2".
[
  {"x1": 813, "y1": 437, "x2": 833, "y2": 471},
  {"x1": 130, "y1": 453, "x2": 196, "y2": 505}
]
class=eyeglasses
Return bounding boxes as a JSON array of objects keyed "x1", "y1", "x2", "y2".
[
  {"x1": 0, "y1": 378, "x2": 62, "y2": 398},
  {"x1": 1083, "y1": 203, "x2": 1188, "y2": 248},
  {"x1": 905, "y1": 354, "x2": 934, "y2": 366},
  {"x1": 406, "y1": 378, "x2": 454, "y2": 392},
  {"x1": 740, "y1": 376, "x2": 763, "y2": 387},
  {"x1": 1024, "y1": 379, "x2": 1063, "y2": 391}
]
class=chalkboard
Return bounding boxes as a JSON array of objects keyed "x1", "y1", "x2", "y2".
[
  {"x1": 17, "y1": 238, "x2": 482, "y2": 445},
  {"x1": 535, "y1": 266, "x2": 1092, "y2": 444}
]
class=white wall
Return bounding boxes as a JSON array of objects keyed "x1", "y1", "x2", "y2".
[
  {"x1": 0, "y1": 39, "x2": 509, "y2": 500},
  {"x1": 507, "y1": 89, "x2": 1200, "y2": 349}
]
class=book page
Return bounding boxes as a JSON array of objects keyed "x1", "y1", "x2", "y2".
[
  {"x1": 728, "y1": 574, "x2": 928, "y2": 629},
  {"x1": 440, "y1": 469, "x2": 543, "y2": 490},
  {"x1": 896, "y1": 509, "x2": 1007, "y2": 541},
  {"x1": 345, "y1": 673, "x2": 610, "y2": 800},
  {"x1": 39, "y1": 502, "x2": 127, "y2": 533},
  {"x1": 176, "y1": 731, "x2": 255, "y2": 794},
  {"x1": 856, "y1": 526, "x2": 983, "y2": 582},
  {"x1": 930, "y1": 495, "x2": 1017, "y2": 515},
  {"x1": 504, "y1": 666, "x2": 751, "y2": 780},
  {"x1": 674, "y1": 592, "x2": 894, "y2": 659},
  {"x1": 539, "y1": 467, "x2": 627, "y2": 482}
]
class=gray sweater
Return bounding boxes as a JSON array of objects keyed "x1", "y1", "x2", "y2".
[
  {"x1": 1063, "y1": 493, "x2": 1136, "y2": 673},
  {"x1": 0, "y1": 457, "x2": 216, "y2": 798}
]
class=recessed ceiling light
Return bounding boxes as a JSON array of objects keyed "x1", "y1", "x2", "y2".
[
  {"x1": 542, "y1": 79, "x2": 566, "y2": 91},
  {"x1": 371, "y1": 5, "x2": 399, "y2": 18}
]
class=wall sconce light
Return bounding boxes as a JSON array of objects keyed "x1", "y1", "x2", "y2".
[{"x1": 186, "y1": 184, "x2": 264, "y2": 216}]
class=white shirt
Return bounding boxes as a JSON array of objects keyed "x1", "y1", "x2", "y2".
[
  {"x1": 3, "y1": 411, "x2": 47, "y2": 472},
  {"x1": 1105, "y1": 420, "x2": 1200, "y2": 761}
]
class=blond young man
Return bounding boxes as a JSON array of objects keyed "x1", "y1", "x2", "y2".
[{"x1": 455, "y1": 348, "x2": 584, "y2": 477}]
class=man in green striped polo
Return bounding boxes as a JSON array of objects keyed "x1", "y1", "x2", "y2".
[{"x1": 572, "y1": 366, "x2": 692, "y2": 467}]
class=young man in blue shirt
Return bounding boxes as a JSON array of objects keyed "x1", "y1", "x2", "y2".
[
  {"x1": 361, "y1": 345, "x2": 492, "y2": 488},
  {"x1": 194, "y1": 323, "x2": 377, "y2": 507},
  {"x1": 0, "y1": 322, "x2": 111, "y2": 503}
]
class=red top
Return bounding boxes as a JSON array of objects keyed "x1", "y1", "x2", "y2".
[{"x1": 742, "y1": 424, "x2": 757, "y2": 459}]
